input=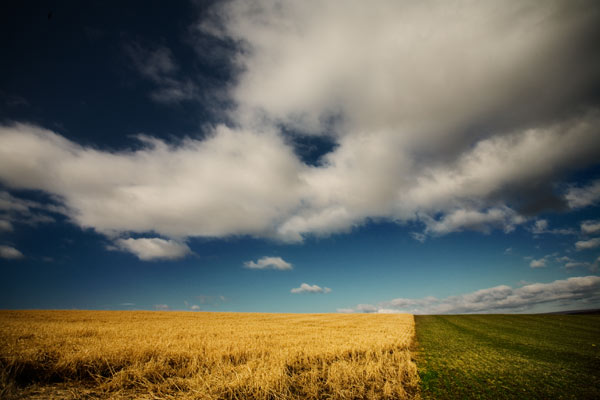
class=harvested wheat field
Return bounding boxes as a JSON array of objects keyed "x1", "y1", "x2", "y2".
[{"x1": 0, "y1": 310, "x2": 419, "y2": 399}]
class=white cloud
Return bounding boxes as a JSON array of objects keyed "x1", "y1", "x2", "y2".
[
  {"x1": 1, "y1": 1, "x2": 600, "y2": 246},
  {"x1": 291, "y1": 283, "x2": 331, "y2": 294},
  {"x1": 336, "y1": 308, "x2": 355, "y2": 313},
  {"x1": 244, "y1": 256, "x2": 292, "y2": 270},
  {"x1": 154, "y1": 304, "x2": 170, "y2": 311},
  {"x1": 422, "y1": 207, "x2": 525, "y2": 236},
  {"x1": 376, "y1": 309, "x2": 402, "y2": 314},
  {"x1": 113, "y1": 237, "x2": 191, "y2": 261},
  {"x1": 581, "y1": 220, "x2": 600, "y2": 235},
  {"x1": 566, "y1": 180, "x2": 600, "y2": 209},
  {"x1": 209, "y1": 1, "x2": 600, "y2": 137},
  {"x1": 0, "y1": 124, "x2": 304, "y2": 240},
  {"x1": 0, "y1": 245, "x2": 24, "y2": 259},
  {"x1": 190, "y1": 305, "x2": 201, "y2": 311},
  {"x1": 401, "y1": 112, "x2": 600, "y2": 224},
  {"x1": 530, "y1": 258, "x2": 546, "y2": 268},
  {"x1": 203, "y1": 0, "x2": 600, "y2": 236},
  {"x1": 344, "y1": 276, "x2": 600, "y2": 314},
  {"x1": 575, "y1": 238, "x2": 600, "y2": 251}
]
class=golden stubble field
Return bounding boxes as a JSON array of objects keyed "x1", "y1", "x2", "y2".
[{"x1": 0, "y1": 311, "x2": 419, "y2": 399}]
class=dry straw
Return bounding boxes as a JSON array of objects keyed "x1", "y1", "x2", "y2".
[{"x1": 0, "y1": 310, "x2": 418, "y2": 399}]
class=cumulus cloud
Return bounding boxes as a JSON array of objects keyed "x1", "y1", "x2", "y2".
[
  {"x1": 204, "y1": 0, "x2": 600, "y2": 235},
  {"x1": 1, "y1": 1, "x2": 600, "y2": 246},
  {"x1": 566, "y1": 180, "x2": 600, "y2": 209},
  {"x1": 113, "y1": 237, "x2": 191, "y2": 261},
  {"x1": 581, "y1": 220, "x2": 600, "y2": 235},
  {"x1": 575, "y1": 238, "x2": 600, "y2": 251},
  {"x1": 0, "y1": 124, "x2": 304, "y2": 240},
  {"x1": 291, "y1": 283, "x2": 331, "y2": 294},
  {"x1": 343, "y1": 276, "x2": 600, "y2": 314},
  {"x1": 154, "y1": 304, "x2": 170, "y2": 311},
  {"x1": 190, "y1": 305, "x2": 201, "y2": 311},
  {"x1": 244, "y1": 256, "x2": 292, "y2": 270},
  {"x1": 208, "y1": 1, "x2": 600, "y2": 137},
  {"x1": 530, "y1": 258, "x2": 547, "y2": 268},
  {"x1": 0, "y1": 245, "x2": 24, "y2": 259},
  {"x1": 125, "y1": 42, "x2": 198, "y2": 104}
]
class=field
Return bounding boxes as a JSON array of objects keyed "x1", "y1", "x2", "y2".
[
  {"x1": 3, "y1": 311, "x2": 600, "y2": 400},
  {"x1": 0, "y1": 311, "x2": 418, "y2": 400},
  {"x1": 415, "y1": 314, "x2": 600, "y2": 399}
]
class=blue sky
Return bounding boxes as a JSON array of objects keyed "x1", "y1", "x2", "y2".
[{"x1": 1, "y1": 0, "x2": 600, "y2": 314}]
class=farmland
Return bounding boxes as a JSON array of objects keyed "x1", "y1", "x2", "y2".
[
  {"x1": 415, "y1": 314, "x2": 600, "y2": 399},
  {"x1": 0, "y1": 311, "x2": 418, "y2": 399},
  {"x1": 3, "y1": 311, "x2": 600, "y2": 399}
]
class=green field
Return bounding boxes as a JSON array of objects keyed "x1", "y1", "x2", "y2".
[{"x1": 415, "y1": 314, "x2": 600, "y2": 399}]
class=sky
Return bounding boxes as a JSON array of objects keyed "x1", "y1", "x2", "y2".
[{"x1": 1, "y1": 0, "x2": 600, "y2": 314}]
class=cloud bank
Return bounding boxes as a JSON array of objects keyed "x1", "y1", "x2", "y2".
[
  {"x1": 1, "y1": 1, "x2": 600, "y2": 253},
  {"x1": 342, "y1": 276, "x2": 600, "y2": 314}
]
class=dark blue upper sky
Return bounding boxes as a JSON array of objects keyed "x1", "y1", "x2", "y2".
[{"x1": 1, "y1": 0, "x2": 600, "y2": 314}]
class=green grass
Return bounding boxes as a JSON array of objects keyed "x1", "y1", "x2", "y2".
[{"x1": 415, "y1": 314, "x2": 600, "y2": 399}]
